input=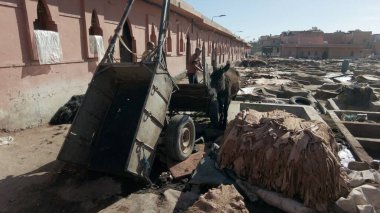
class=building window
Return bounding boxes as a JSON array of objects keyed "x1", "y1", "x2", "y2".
[
  {"x1": 180, "y1": 33, "x2": 184, "y2": 52},
  {"x1": 120, "y1": 20, "x2": 134, "y2": 62},
  {"x1": 197, "y1": 33, "x2": 200, "y2": 48},
  {"x1": 166, "y1": 29, "x2": 172, "y2": 53},
  {"x1": 33, "y1": 0, "x2": 57, "y2": 32},
  {"x1": 186, "y1": 34, "x2": 191, "y2": 65},
  {"x1": 219, "y1": 45, "x2": 222, "y2": 63},
  {"x1": 177, "y1": 23, "x2": 184, "y2": 55},
  {"x1": 208, "y1": 38, "x2": 211, "y2": 56},
  {"x1": 150, "y1": 23, "x2": 157, "y2": 45}
]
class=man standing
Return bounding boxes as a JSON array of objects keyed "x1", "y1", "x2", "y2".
[
  {"x1": 141, "y1": 41, "x2": 155, "y2": 62},
  {"x1": 187, "y1": 47, "x2": 203, "y2": 84}
]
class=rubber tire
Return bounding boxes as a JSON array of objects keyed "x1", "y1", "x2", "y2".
[
  {"x1": 289, "y1": 96, "x2": 315, "y2": 107},
  {"x1": 166, "y1": 115, "x2": 196, "y2": 161}
]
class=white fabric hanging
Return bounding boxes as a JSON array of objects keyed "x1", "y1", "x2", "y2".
[
  {"x1": 34, "y1": 30, "x2": 63, "y2": 64},
  {"x1": 89, "y1": 35, "x2": 105, "y2": 62}
]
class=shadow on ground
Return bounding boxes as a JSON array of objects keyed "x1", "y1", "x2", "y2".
[{"x1": 0, "y1": 160, "x2": 145, "y2": 213}]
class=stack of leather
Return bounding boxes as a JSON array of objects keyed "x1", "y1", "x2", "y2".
[{"x1": 218, "y1": 109, "x2": 349, "y2": 212}]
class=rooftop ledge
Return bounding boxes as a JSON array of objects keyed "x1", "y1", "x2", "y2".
[{"x1": 146, "y1": 0, "x2": 250, "y2": 46}]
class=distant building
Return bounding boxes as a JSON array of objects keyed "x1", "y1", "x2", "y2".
[
  {"x1": 258, "y1": 35, "x2": 281, "y2": 56},
  {"x1": 279, "y1": 29, "x2": 373, "y2": 59},
  {"x1": 281, "y1": 29, "x2": 324, "y2": 45},
  {"x1": 372, "y1": 34, "x2": 380, "y2": 57}
]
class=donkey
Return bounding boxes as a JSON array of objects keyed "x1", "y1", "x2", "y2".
[{"x1": 210, "y1": 61, "x2": 240, "y2": 128}]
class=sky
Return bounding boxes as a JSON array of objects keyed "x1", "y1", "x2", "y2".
[{"x1": 184, "y1": 0, "x2": 380, "y2": 42}]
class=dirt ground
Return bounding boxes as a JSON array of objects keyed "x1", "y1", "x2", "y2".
[
  {"x1": 0, "y1": 120, "x2": 222, "y2": 213},
  {"x1": 0, "y1": 124, "x2": 141, "y2": 213},
  {"x1": 2, "y1": 58, "x2": 379, "y2": 212}
]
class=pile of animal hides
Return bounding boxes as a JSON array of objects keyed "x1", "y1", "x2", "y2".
[{"x1": 218, "y1": 109, "x2": 349, "y2": 212}]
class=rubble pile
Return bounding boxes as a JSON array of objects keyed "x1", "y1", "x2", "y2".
[
  {"x1": 218, "y1": 109, "x2": 349, "y2": 212},
  {"x1": 240, "y1": 59, "x2": 267, "y2": 67},
  {"x1": 49, "y1": 95, "x2": 84, "y2": 125},
  {"x1": 337, "y1": 84, "x2": 379, "y2": 108}
]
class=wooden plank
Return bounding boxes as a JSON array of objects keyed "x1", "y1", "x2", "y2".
[
  {"x1": 328, "y1": 111, "x2": 373, "y2": 163},
  {"x1": 167, "y1": 151, "x2": 205, "y2": 180}
]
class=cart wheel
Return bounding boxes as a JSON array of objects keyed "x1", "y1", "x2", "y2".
[{"x1": 166, "y1": 115, "x2": 195, "y2": 161}]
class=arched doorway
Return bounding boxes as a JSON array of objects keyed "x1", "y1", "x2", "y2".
[
  {"x1": 89, "y1": 9, "x2": 103, "y2": 36},
  {"x1": 120, "y1": 20, "x2": 133, "y2": 62},
  {"x1": 211, "y1": 42, "x2": 217, "y2": 69},
  {"x1": 34, "y1": 0, "x2": 57, "y2": 32}
]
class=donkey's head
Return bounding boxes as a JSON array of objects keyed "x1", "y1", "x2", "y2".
[{"x1": 210, "y1": 61, "x2": 231, "y2": 93}]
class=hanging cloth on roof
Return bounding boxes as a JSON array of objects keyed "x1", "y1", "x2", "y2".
[{"x1": 89, "y1": 35, "x2": 105, "y2": 62}]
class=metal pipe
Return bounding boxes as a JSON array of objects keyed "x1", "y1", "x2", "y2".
[
  {"x1": 100, "y1": 0, "x2": 136, "y2": 64},
  {"x1": 156, "y1": 0, "x2": 170, "y2": 63}
]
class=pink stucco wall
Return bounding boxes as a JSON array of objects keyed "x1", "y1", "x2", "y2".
[
  {"x1": 281, "y1": 31, "x2": 324, "y2": 45},
  {"x1": 280, "y1": 45, "x2": 363, "y2": 59},
  {"x1": 375, "y1": 42, "x2": 380, "y2": 55},
  {"x1": 0, "y1": 0, "x2": 249, "y2": 130}
]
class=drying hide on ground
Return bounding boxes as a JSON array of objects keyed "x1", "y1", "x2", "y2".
[{"x1": 218, "y1": 109, "x2": 349, "y2": 212}]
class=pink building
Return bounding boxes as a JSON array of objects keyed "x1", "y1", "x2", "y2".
[
  {"x1": 324, "y1": 32, "x2": 352, "y2": 44},
  {"x1": 0, "y1": 0, "x2": 249, "y2": 130},
  {"x1": 280, "y1": 29, "x2": 372, "y2": 59},
  {"x1": 280, "y1": 30, "x2": 324, "y2": 45},
  {"x1": 325, "y1": 30, "x2": 371, "y2": 47},
  {"x1": 258, "y1": 35, "x2": 280, "y2": 56}
]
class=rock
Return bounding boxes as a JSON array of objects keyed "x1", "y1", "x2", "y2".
[
  {"x1": 185, "y1": 185, "x2": 249, "y2": 213},
  {"x1": 100, "y1": 189, "x2": 198, "y2": 213},
  {"x1": 370, "y1": 161, "x2": 380, "y2": 170},
  {"x1": 347, "y1": 170, "x2": 380, "y2": 187},
  {"x1": 348, "y1": 161, "x2": 370, "y2": 171},
  {"x1": 336, "y1": 184, "x2": 380, "y2": 213}
]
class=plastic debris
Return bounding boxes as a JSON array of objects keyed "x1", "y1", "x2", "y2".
[{"x1": 0, "y1": 136, "x2": 14, "y2": 146}]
